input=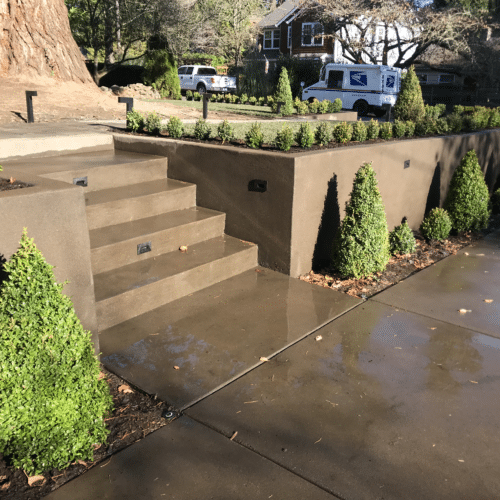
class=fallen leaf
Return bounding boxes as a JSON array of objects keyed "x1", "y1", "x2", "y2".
[
  {"x1": 9, "y1": 176, "x2": 15, "y2": 184},
  {"x1": 27, "y1": 475, "x2": 45, "y2": 486},
  {"x1": 260, "y1": 356, "x2": 269, "y2": 362},
  {"x1": 98, "y1": 372, "x2": 105, "y2": 380},
  {"x1": 464, "y1": 252, "x2": 469, "y2": 256},
  {"x1": 118, "y1": 384, "x2": 133, "y2": 394},
  {"x1": 1, "y1": 482, "x2": 11, "y2": 491},
  {"x1": 244, "y1": 400, "x2": 258, "y2": 404},
  {"x1": 173, "y1": 366, "x2": 180, "y2": 370},
  {"x1": 77, "y1": 459, "x2": 87, "y2": 466},
  {"x1": 458, "y1": 459, "x2": 465, "y2": 463},
  {"x1": 179, "y1": 245, "x2": 188, "y2": 252},
  {"x1": 458, "y1": 309, "x2": 471, "y2": 314},
  {"x1": 394, "y1": 347, "x2": 402, "y2": 349},
  {"x1": 428, "y1": 327, "x2": 437, "y2": 330},
  {"x1": 469, "y1": 380, "x2": 478, "y2": 384},
  {"x1": 314, "y1": 437, "x2": 322, "y2": 444},
  {"x1": 484, "y1": 299, "x2": 493, "y2": 303},
  {"x1": 315, "y1": 335, "x2": 323, "y2": 341},
  {"x1": 476, "y1": 254, "x2": 485, "y2": 256},
  {"x1": 230, "y1": 431, "x2": 238, "y2": 441}
]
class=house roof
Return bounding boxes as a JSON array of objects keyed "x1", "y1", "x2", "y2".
[{"x1": 257, "y1": 0, "x2": 305, "y2": 29}]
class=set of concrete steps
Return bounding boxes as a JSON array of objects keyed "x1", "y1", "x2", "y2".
[{"x1": 79, "y1": 150, "x2": 258, "y2": 332}]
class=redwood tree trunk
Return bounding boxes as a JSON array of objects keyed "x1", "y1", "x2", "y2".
[{"x1": 0, "y1": 0, "x2": 94, "y2": 84}]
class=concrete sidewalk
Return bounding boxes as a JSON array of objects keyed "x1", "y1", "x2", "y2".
[{"x1": 46, "y1": 229, "x2": 500, "y2": 500}]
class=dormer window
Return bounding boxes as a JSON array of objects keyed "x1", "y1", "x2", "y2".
[{"x1": 302, "y1": 23, "x2": 323, "y2": 46}]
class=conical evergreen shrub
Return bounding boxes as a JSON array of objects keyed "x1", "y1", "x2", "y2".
[
  {"x1": 334, "y1": 163, "x2": 390, "y2": 278},
  {"x1": 444, "y1": 150, "x2": 491, "y2": 232},
  {"x1": 0, "y1": 230, "x2": 113, "y2": 474},
  {"x1": 272, "y1": 67, "x2": 294, "y2": 116},
  {"x1": 394, "y1": 66, "x2": 425, "y2": 122},
  {"x1": 389, "y1": 219, "x2": 416, "y2": 255}
]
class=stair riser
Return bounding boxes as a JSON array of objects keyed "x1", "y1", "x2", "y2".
[
  {"x1": 96, "y1": 245, "x2": 258, "y2": 331},
  {"x1": 86, "y1": 185, "x2": 196, "y2": 230},
  {"x1": 91, "y1": 214, "x2": 226, "y2": 274},
  {"x1": 42, "y1": 159, "x2": 168, "y2": 191}
]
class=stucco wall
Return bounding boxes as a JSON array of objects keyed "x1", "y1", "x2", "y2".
[{"x1": 0, "y1": 169, "x2": 99, "y2": 352}]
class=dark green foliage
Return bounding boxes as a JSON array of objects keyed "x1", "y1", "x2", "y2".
[
  {"x1": 446, "y1": 113, "x2": 463, "y2": 133},
  {"x1": 143, "y1": 50, "x2": 181, "y2": 99},
  {"x1": 415, "y1": 117, "x2": 436, "y2": 136},
  {"x1": 329, "y1": 98, "x2": 343, "y2": 113},
  {"x1": 186, "y1": 90, "x2": 193, "y2": 100},
  {"x1": 318, "y1": 100, "x2": 330, "y2": 114},
  {"x1": 420, "y1": 208, "x2": 452, "y2": 241},
  {"x1": 392, "y1": 120, "x2": 406, "y2": 138},
  {"x1": 245, "y1": 123, "x2": 264, "y2": 149},
  {"x1": 0, "y1": 230, "x2": 113, "y2": 474},
  {"x1": 491, "y1": 188, "x2": 500, "y2": 214},
  {"x1": 193, "y1": 118, "x2": 211, "y2": 140},
  {"x1": 366, "y1": 119, "x2": 379, "y2": 140},
  {"x1": 488, "y1": 108, "x2": 500, "y2": 127},
  {"x1": 308, "y1": 99, "x2": 319, "y2": 114},
  {"x1": 193, "y1": 92, "x2": 202, "y2": 101},
  {"x1": 334, "y1": 163, "x2": 390, "y2": 278},
  {"x1": 435, "y1": 117, "x2": 450, "y2": 134},
  {"x1": 249, "y1": 96, "x2": 257, "y2": 105},
  {"x1": 394, "y1": 66, "x2": 425, "y2": 122},
  {"x1": 425, "y1": 104, "x2": 446, "y2": 120},
  {"x1": 295, "y1": 123, "x2": 315, "y2": 149},
  {"x1": 217, "y1": 120, "x2": 234, "y2": 144},
  {"x1": 315, "y1": 122, "x2": 331, "y2": 146},
  {"x1": 145, "y1": 111, "x2": 162, "y2": 135},
  {"x1": 405, "y1": 120, "x2": 416, "y2": 136},
  {"x1": 273, "y1": 67, "x2": 294, "y2": 116},
  {"x1": 296, "y1": 101, "x2": 309, "y2": 115},
  {"x1": 266, "y1": 96, "x2": 274, "y2": 107},
  {"x1": 333, "y1": 121, "x2": 353, "y2": 143},
  {"x1": 258, "y1": 97, "x2": 265, "y2": 106},
  {"x1": 389, "y1": 220, "x2": 416, "y2": 255},
  {"x1": 240, "y1": 93, "x2": 248, "y2": 104},
  {"x1": 166, "y1": 116, "x2": 183, "y2": 138},
  {"x1": 274, "y1": 125, "x2": 295, "y2": 151},
  {"x1": 444, "y1": 150, "x2": 491, "y2": 232},
  {"x1": 210, "y1": 93, "x2": 217, "y2": 102},
  {"x1": 379, "y1": 122, "x2": 393, "y2": 140},
  {"x1": 126, "y1": 109, "x2": 145, "y2": 133},
  {"x1": 466, "y1": 109, "x2": 490, "y2": 130},
  {"x1": 352, "y1": 120, "x2": 367, "y2": 142}
]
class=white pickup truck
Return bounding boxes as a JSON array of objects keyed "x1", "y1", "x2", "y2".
[{"x1": 177, "y1": 65, "x2": 237, "y2": 94}]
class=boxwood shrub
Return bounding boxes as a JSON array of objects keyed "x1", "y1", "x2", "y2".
[
  {"x1": 389, "y1": 219, "x2": 416, "y2": 255},
  {"x1": 420, "y1": 208, "x2": 452, "y2": 241}
]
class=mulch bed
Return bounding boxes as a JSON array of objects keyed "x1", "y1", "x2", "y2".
[
  {"x1": 0, "y1": 369, "x2": 176, "y2": 500},
  {"x1": 0, "y1": 178, "x2": 33, "y2": 192}
]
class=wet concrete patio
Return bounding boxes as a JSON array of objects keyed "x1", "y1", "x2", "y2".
[{"x1": 46, "y1": 229, "x2": 500, "y2": 500}]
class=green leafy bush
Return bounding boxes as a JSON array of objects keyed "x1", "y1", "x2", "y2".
[
  {"x1": 166, "y1": 116, "x2": 183, "y2": 138},
  {"x1": 414, "y1": 117, "x2": 436, "y2": 136},
  {"x1": 0, "y1": 230, "x2": 113, "y2": 474},
  {"x1": 126, "y1": 109, "x2": 145, "y2": 133},
  {"x1": 272, "y1": 67, "x2": 294, "y2": 116},
  {"x1": 333, "y1": 121, "x2": 353, "y2": 143},
  {"x1": 491, "y1": 188, "x2": 500, "y2": 214},
  {"x1": 379, "y1": 122, "x2": 393, "y2": 140},
  {"x1": 367, "y1": 119, "x2": 380, "y2": 140},
  {"x1": 193, "y1": 118, "x2": 211, "y2": 140},
  {"x1": 308, "y1": 99, "x2": 320, "y2": 114},
  {"x1": 186, "y1": 90, "x2": 193, "y2": 100},
  {"x1": 217, "y1": 120, "x2": 234, "y2": 144},
  {"x1": 328, "y1": 98, "x2": 343, "y2": 113},
  {"x1": 392, "y1": 120, "x2": 406, "y2": 138},
  {"x1": 334, "y1": 162, "x2": 390, "y2": 278},
  {"x1": 318, "y1": 100, "x2": 330, "y2": 114},
  {"x1": 315, "y1": 122, "x2": 331, "y2": 146},
  {"x1": 258, "y1": 96, "x2": 266, "y2": 106},
  {"x1": 145, "y1": 111, "x2": 162, "y2": 135},
  {"x1": 352, "y1": 120, "x2": 367, "y2": 142},
  {"x1": 266, "y1": 96, "x2": 274, "y2": 107},
  {"x1": 240, "y1": 93, "x2": 248, "y2": 104},
  {"x1": 249, "y1": 96, "x2": 257, "y2": 105},
  {"x1": 444, "y1": 150, "x2": 490, "y2": 232},
  {"x1": 245, "y1": 122, "x2": 264, "y2": 149},
  {"x1": 488, "y1": 108, "x2": 500, "y2": 128},
  {"x1": 420, "y1": 208, "x2": 452, "y2": 241},
  {"x1": 233, "y1": 95, "x2": 241, "y2": 104},
  {"x1": 389, "y1": 220, "x2": 416, "y2": 255},
  {"x1": 217, "y1": 93, "x2": 225, "y2": 103},
  {"x1": 295, "y1": 122, "x2": 315, "y2": 148},
  {"x1": 225, "y1": 94, "x2": 233, "y2": 103},
  {"x1": 394, "y1": 66, "x2": 425, "y2": 122},
  {"x1": 405, "y1": 120, "x2": 416, "y2": 137},
  {"x1": 193, "y1": 92, "x2": 202, "y2": 101},
  {"x1": 143, "y1": 50, "x2": 181, "y2": 99},
  {"x1": 274, "y1": 125, "x2": 295, "y2": 151},
  {"x1": 435, "y1": 117, "x2": 450, "y2": 135},
  {"x1": 425, "y1": 104, "x2": 446, "y2": 120},
  {"x1": 466, "y1": 109, "x2": 489, "y2": 130},
  {"x1": 296, "y1": 100, "x2": 309, "y2": 115}
]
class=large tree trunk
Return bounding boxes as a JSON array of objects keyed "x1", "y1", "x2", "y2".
[{"x1": 0, "y1": 0, "x2": 94, "y2": 84}]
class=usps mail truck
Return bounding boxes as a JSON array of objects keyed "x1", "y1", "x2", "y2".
[{"x1": 302, "y1": 63, "x2": 401, "y2": 117}]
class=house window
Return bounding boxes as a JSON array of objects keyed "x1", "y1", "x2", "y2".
[
  {"x1": 287, "y1": 26, "x2": 292, "y2": 48},
  {"x1": 439, "y1": 74, "x2": 455, "y2": 84},
  {"x1": 264, "y1": 29, "x2": 280, "y2": 49},
  {"x1": 302, "y1": 23, "x2": 323, "y2": 46},
  {"x1": 417, "y1": 73, "x2": 427, "y2": 85}
]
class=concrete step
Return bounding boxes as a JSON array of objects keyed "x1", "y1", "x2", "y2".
[
  {"x1": 94, "y1": 235, "x2": 258, "y2": 331},
  {"x1": 90, "y1": 206, "x2": 226, "y2": 274},
  {"x1": 40, "y1": 151, "x2": 168, "y2": 192},
  {"x1": 85, "y1": 178, "x2": 196, "y2": 230}
]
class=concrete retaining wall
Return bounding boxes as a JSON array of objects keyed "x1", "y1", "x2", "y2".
[{"x1": 114, "y1": 130, "x2": 500, "y2": 278}]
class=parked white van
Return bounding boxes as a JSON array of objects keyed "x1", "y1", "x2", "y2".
[{"x1": 302, "y1": 63, "x2": 401, "y2": 117}]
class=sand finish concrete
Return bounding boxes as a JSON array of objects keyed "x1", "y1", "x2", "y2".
[{"x1": 187, "y1": 300, "x2": 500, "y2": 500}]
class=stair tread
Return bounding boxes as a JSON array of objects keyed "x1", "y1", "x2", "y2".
[
  {"x1": 94, "y1": 235, "x2": 256, "y2": 303},
  {"x1": 85, "y1": 178, "x2": 193, "y2": 207},
  {"x1": 89, "y1": 206, "x2": 225, "y2": 250}
]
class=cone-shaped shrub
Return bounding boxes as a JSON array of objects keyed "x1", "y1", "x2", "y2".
[
  {"x1": 0, "y1": 230, "x2": 113, "y2": 474},
  {"x1": 295, "y1": 122, "x2": 314, "y2": 148},
  {"x1": 394, "y1": 66, "x2": 425, "y2": 122},
  {"x1": 420, "y1": 208, "x2": 452, "y2": 241},
  {"x1": 389, "y1": 219, "x2": 416, "y2": 255},
  {"x1": 272, "y1": 67, "x2": 294, "y2": 116},
  {"x1": 444, "y1": 150, "x2": 491, "y2": 232},
  {"x1": 334, "y1": 163, "x2": 390, "y2": 278}
]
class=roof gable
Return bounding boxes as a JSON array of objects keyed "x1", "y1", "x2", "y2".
[{"x1": 257, "y1": 0, "x2": 305, "y2": 29}]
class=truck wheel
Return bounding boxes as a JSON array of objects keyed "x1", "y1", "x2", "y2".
[
  {"x1": 197, "y1": 84, "x2": 206, "y2": 95},
  {"x1": 353, "y1": 100, "x2": 369, "y2": 117},
  {"x1": 373, "y1": 108, "x2": 387, "y2": 118},
  {"x1": 308, "y1": 97, "x2": 316, "y2": 104}
]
